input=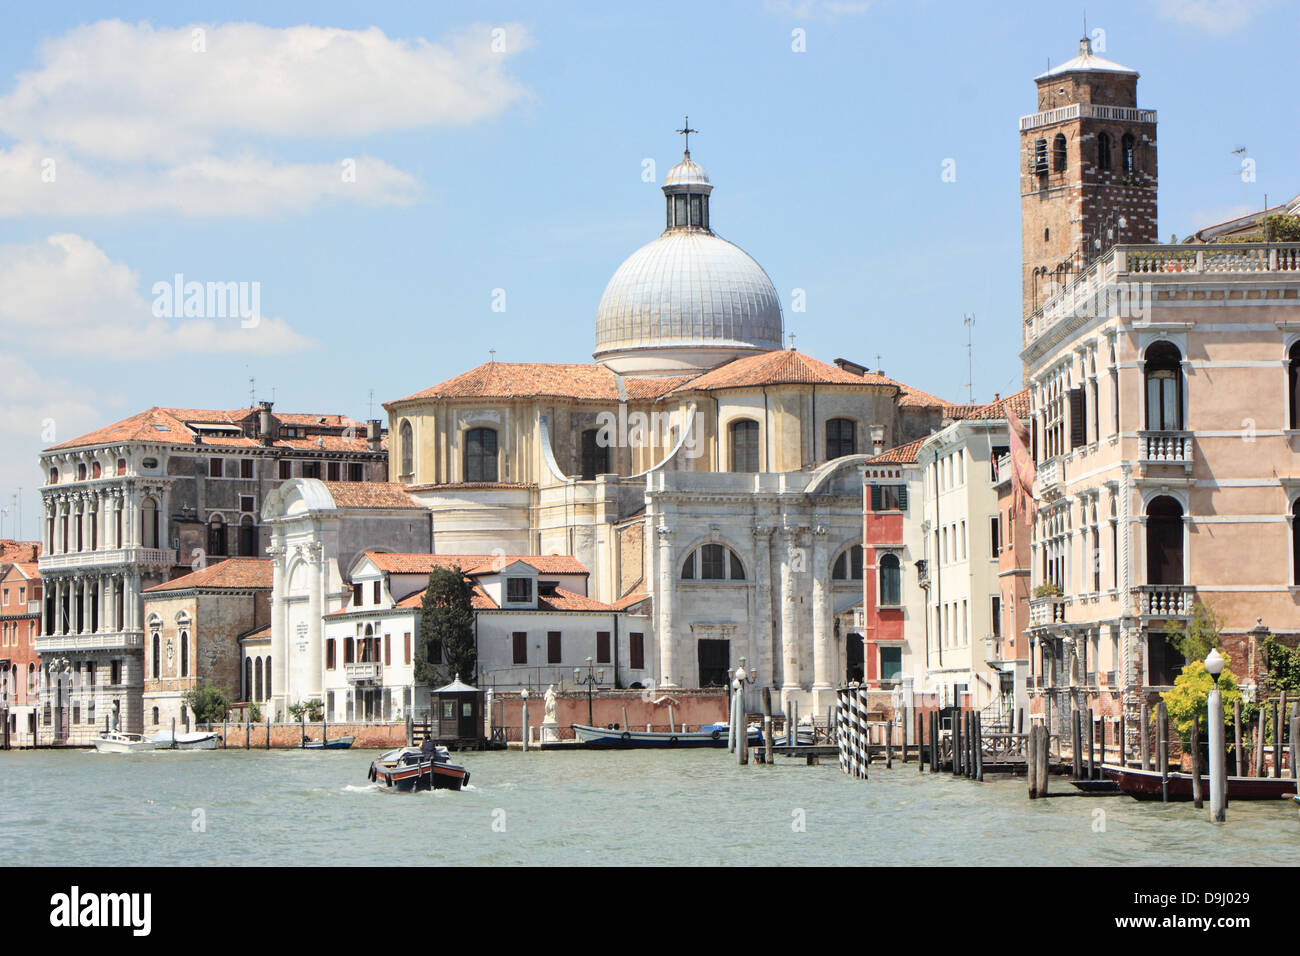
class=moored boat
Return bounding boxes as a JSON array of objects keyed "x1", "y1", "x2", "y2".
[
  {"x1": 91, "y1": 732, "x2": 157, "y2": 753},
  {"x1": 572, "y1": 722, "x2": 763, "y2": 749},
  {"x1": 368, "y1": 745, "x2": 470, "y2": 792},
  {"x1": 150, "y1": 730, "x2": 220, "y2": 750},
  {"x1": 302, "y1": 735, "x2": 355, "y2": 750},
  {"x1": 1105, "y1": 763, "x2": 1298, "y2": 801}
]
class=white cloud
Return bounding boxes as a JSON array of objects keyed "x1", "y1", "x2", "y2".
[
  {"x1": 0, "y1": 20, "x2": 531, "y2": 216},
  {"x1": 1155, "y1": 0, "x2": 1277, "y2": 34},
  {"x1": 0, "y1": 234, "x2": 314, "y2": 357}
]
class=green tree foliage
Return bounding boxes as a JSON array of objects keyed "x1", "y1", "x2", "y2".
[
  {"x1": 1220, "y1": 212, "x2": 1300, "y2": 243},
  {"x1": 1262, "y1": 634, "x2": 1300, "y2": 697},
  {"x1": 182, "y1": 680, "x2": 231, "y2": 725},
  {"x1": 248, "y1": 699, "x2": 263, "y2": 723},
  {"x1": 416, "y1": 566, "x2": 476, "y2": 688},
  {"x1": 1166, "y1": 601, "x2": 1223, "y2": 669},
  {"x1": 1161, "y1": 660, "x2": 1242, "y2": 742},
  {"x1": 288, "y1": 698, "x2": 324, "y2": 721}
]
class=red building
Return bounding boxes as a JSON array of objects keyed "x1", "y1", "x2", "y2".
[{"x1": 1, "y1": 543, "x2": 43, "y2": 745}]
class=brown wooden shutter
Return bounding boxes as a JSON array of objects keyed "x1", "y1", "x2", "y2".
[{"x1": 1069, "y1": 388, "x2": 1087, "y2": 449}]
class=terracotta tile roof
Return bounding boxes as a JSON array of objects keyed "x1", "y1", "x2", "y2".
[
  {"x1": 46, "y1": 406, "x2": 375, "y2": 452},
  {"x1": 144, "y1": 558, "x2": 273, "y2": 593},
  {"x1": 670, "y1": 349, "x2": 899, "y2": 394},
  {"x1": 613, "y1": 591, "x2": 650, "y2": 611},
  {"x1": 364, "y1": 552, "x2": 588, "y2": 576},
  {"x1": 240, "y1": 623, "x2": 272, "y2": 641},
  {"x1": 391, "y1": 584, "x2": 617, "y2": 613},
  {"x1": 865, "y1": 436, "x2": 926, "y2": 465},
  {"x1": 320, "y1": 482, "x2": 422, "y2": 510},
  {"x1": 0, "y1": 540, "x2": 41, "y2": 563},
  {"x1": 405, "y1": 482, "x2": 534, "y2": 492},
  {"x1": 388, "y1": 362, "x2": 690, "y2": 406},
  {"x1": 895, "y1": 382, "x2": 952, "y2": 408},
  {"x1": 393, "y1": 584, "x2": 498, "y2": 611},
  {"x1": 4, "y1": 561, "x2": 42, "y2": 580},
  {"x1": 946, "y1": 388, "x2": 1031, "y2": 422}
]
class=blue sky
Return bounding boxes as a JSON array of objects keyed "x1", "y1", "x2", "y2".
[{"x1": 1, "y1": 0, "x2": 1297, "y2": 538}]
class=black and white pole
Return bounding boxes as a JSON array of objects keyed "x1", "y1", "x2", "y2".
[
  {"x1": 521, "y1": 687, "x2": 530, "y2": 753},
  {"x1": 1206, "y1": 649, "x2": 1226, "y2": 822}
]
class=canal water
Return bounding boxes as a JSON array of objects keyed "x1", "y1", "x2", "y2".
[{"x1": 3, "y1": 748, "x2": 1298, "y2": 866}]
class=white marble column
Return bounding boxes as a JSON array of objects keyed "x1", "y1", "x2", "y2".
[
  {"x1": 778, "y1": 527, "x2": 801, "y2": 710},
  {"x1": 269, "y1": 542, "x2": 289, "y2": 715},
  {"x1": 811, "y1": 524, "x2": 834, "y2": 712},
  {"x1": 656, "y1": 524, "x2": 678, "y2": 687},
  {"x1": 306, "y1": 542, "x2": 324, "y2": 700},
  {"x1": 752, "y1": 525, "x2": 775, "y2": 704}
]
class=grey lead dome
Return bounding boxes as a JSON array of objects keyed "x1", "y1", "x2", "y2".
[{"x1": 593, "y1": 152, "x2": 784, "y2": 374}]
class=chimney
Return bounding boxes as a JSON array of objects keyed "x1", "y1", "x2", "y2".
[
  {"x1": 258, "y1": 401, "x2": 275, "y2": 445},
  {"x1": 833, "y1": 357, "x2": 868, "y2": 377},
  {"x1": 367, "y1": 420, "x2": 383, "y2": 453}
]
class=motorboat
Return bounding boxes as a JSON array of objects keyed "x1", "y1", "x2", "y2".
[
  {"x1": 150, "y1": 730, "x2": 220, "y2": 750},
  {"x1": 91, "y1": 732, "x2": 157, "y2": 753},
  {"x1": 368, "y1": 745, "x2": 470, "y2": 792},
  {"x1": 1105, "y1": 763, "x2": 1298, "y2": 801},
  {"x1": 302, "y1": 735, "x2": 355, "y2": 750}
]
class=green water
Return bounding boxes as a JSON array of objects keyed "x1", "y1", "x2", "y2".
[{"x1": 3, "y1": 748, "x2": 1297, "y2": 866}]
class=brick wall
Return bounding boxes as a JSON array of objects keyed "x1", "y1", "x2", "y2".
[{"x1": 199, "y1": 720, "x2": 407, "y2": 749}]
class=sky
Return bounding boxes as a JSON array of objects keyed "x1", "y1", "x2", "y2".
[{"x1": 0, "y1": 0, "x2": 1297, "y2": 539}]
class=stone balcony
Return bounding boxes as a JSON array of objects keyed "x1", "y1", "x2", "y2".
[
  {"x1": 345, "y1": 661, "x2": 382, "y2": 683},
  {"x1": 1134, "y1": 585, "x2": 1196, "y2": 619},
  {"x1": 1139, "y1": 431, "x2": 1193, "y2": 472},
  {"x1": 1037, "y1": 458, "x2": 1063, "y2": 500},
  {"x1": 39, "y1": 547, "x2": 179, "y2": 572},
  {"x1": 1023, "y1": 242, "x2": 1300, "y2": 358},
  {"x1": 1028, "y1": 594, "x2": 1066, "y2": 628},
  {"x1": 36, "y1": 630, "x2": 144, "y2": 653}
]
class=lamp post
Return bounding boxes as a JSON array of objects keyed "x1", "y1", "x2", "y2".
[
  {"x1": 574, "y1": 657, "x2": 603, "y2": 727},
  {"x1": 1205, "y1": 648, "x2": 1226, "y2": 822},
  {"x1": 734, "y1": 659, "x2": 753, "y2": 765}
]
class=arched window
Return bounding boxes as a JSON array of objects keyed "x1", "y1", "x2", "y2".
[
  {"x1": 729, "y1": 419, "x2": 760, "y2": 472},
  {"x1": 680, "y1": 544, "x2": 745, "y2": 581},
  {"x1": 180, "y1": 630, "x2": 189, "y2": 678},
  {"x1": 1121, "y1": 133, "x2": 1136, "y2": 174},
  {"x1": 264, "y1": 658, "x2": 270, "y2": 699},
  {"x1": 1032, "y1": 138, "x2": 1047, "y2": 174},
  {"x1": 92, "y1": 462, "x2": 101, "y2": 479},
  {"x1": 1052, "y1": 133, "x2": 1067, "y2": 172},
  {"x1": 1097, "y1": 132, "x2": 1112, "y2": 171},
  {"x1": 152, "y1": 632, "x2": 161, "y2": 678},
  {"x1": 207, "y1": 514, "x2": 226, "y2": 557},
  {"x1": 141, "y1": 498, "x2": 159, "y2": 549},
  {"x1": 1293, "y1": 499, "x2": 1300, "y2": 586},
  {"x1": 878, "y1": 553, "x2": 901, "y2": 605},
  {"x1": 1144, "y1": 341, "x2": 1183, "y2": 431},
  {"x1": 1146, "y1": 496, "x2": 1184, "y2": 586},
  {"x1": 464, "y1": 427, "x2": 498, "y2": 482},
  {"x1": 254, "y1": 657, "x2": 263, "y2": 702},
  {"x1": 825, "y1": 418, "x2": 856, "y2": 459},
  {"x1": 399, "y1": 420, "x2": 413, "y2": 479},
  {"x1": 580, "y1": 428, "x2": 610, "y2": 481},
  {"x1": 244, "y1": 658, "x2": 252, "y2": 701},
  {"x1": 151, "y1": 706, "x2": 159, "y2": 725},
  {"x1": 1289, "y1": 342, "x2": 1300, "y2": 430},
  {"x1": 238, "y1": 515, "x2": 257, "y2": 557},
  {"x1": 48, "y1": 467, "x2": 58, "y2": 485},
  {"x1": 76, "y1": 463, "x2": 87, "y2": 481},
  {"x1": 832, "y1": 545, "x2": 864, "y2": 580}
]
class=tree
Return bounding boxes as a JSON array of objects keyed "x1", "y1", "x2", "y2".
[
  {"x1": 182, "y1": 680, "x2": 231, "y2": 725},
  {"x1": 1161, "y1": 659, "x2": 1242, "y2": 742},
  {"x1": 288, "y1": 698, "x2": 324, "y2": 721},
  {"x1": 416, "y1": 566, "x2": 476, "y2": 688},
  {"x1": 1261, "y1": 633, "x2": 1300, "y2": 698},
  {"x1": 1166, "y1": 601, "x2": 1223, "y2": 670}
]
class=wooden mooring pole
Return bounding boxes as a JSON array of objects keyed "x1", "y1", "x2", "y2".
[
  {"x1": 1027, "y1": 722, "x2": 1039, "y2": 798},
  {"x1": 1139, "y1": 700, "x2": 1151, "y2": 770},
  {"x1": 974, "y1": 712, "x2": 984, "y2": 782},
  {"x1": 1071, "y1": 708, "x2": 1083, "y2": 780},
  {"x1": 1233, "y1": 700, "x2": 1243, "y2": 777},
  {"x1": 1190, "y1": 713, "x2": 1203, "y2": 809},
  {"x1": 1119, "y1": 714, "x2": 1127, "y2": 769},
  {"x1": 930, "y1": 711, "x2": 939, "y2": 773},
  {"x1": 1255, "y1": 710, "x2": 1266, "y2": 778},
  {"x1": 1289, "y1": 705, "x2": 1298, "y2": 781},
  {"x1": 1086, "y1": 709, "x2": 1096, "y2": 780},
  {"x1": 1157, "y1": 701, "x2": 1169, "y2": 803},
  {"x1": 1273, "y1": 697, "x2": 1283, "y2": 778},
  {"x1": 917, "y1": 711, "x2": 925, "y2": 771},
  {"x1": 885, "y1": 721, "x2": 893, "y2": 769},
  {"x1": 762, "y1": 687, "x2": 774, "y2": 767}
]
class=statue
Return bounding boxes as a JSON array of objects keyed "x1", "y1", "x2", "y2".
[{"x1": 540, "y1": 684, "x2": 560, "y2": 743}]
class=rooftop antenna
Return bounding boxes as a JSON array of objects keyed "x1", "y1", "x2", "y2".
[
  {"x1": 676, "y1": 115, "x2": 698, "y2": 157},
  {"x1": 249, "y1": 376, "x2": 256, "y2": 407},
  {"x1": 367, "y1": 389, "x2": 375, "y2": 420},
  {"x1": 875, "y1": 353, "x2": 882, "y2": 373},
  {"x1": 962, "y1": 314, "x2": 975, "y2": 403}
]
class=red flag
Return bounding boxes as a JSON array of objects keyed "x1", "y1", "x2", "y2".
[{"x1": 1005, "y1": 402, "x2": 1036, "y2": 518}]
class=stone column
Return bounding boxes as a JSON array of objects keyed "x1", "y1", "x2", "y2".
[
  {"x1": 811, "y1": 524, "x2": 834, "y2": 712},
  {"x1": 268, "y1": 542, "x2": 289, "y2": 716},
  {"x1": 752, "y1": 524, "x2": 775, "y2": 706},
  {"x1": 656, "y1": 524, "x2": 678, "y2": 687},
  {"x1": 778, "y1": 526, "x2": 801, "y2": 712},
  {"x1": 305, "y1": 541, "x2": 324, "y2": 700}
]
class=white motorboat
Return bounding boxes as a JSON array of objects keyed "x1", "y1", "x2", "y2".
[
  {"x1": 150, "y1": 730, "x2": 220, "y2": 750},
  {"x1": 91, "y1": 732, "x2": 158, "y2": 753}
]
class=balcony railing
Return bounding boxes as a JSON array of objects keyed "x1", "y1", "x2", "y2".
[
  {"x1": 1037, "y1": 458, "x2": 1062, "y2": 499},
  {"x1": 345, "y1": 661, "x2": 382, "y2": 683},
  {"x1": 1139, "y1": 431, "x2": 1193, "y2": 468},
  {"x1": 1024, "y1": 242, "x2": 1300, "y2": 351},
  {"x1": 39, "y1": 547, "x2": 178, "y2": 571},
  {"x1": 36, "y1": 630, "x2": 144, "y2": 652},
  {"x1": 1134, "y1": 585, "x2": 1196, "y2": 617},
  {"x1": 1019, "y1": 102, "x2": 1157, "y2": 132},
  {"x1": 1029, "y1": 595, "x2": 1067, "y2": 627}
]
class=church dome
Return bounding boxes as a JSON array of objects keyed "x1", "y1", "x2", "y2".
[{"x1": 594, "y1": 147, "x2": 783, "y2": 375}]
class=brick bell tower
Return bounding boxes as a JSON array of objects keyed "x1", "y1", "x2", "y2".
[{"x1": 1020, "y1": 37, "x2": 1158, "y2": 321}]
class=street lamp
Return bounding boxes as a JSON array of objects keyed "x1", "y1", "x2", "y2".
[
  {"x1": 574, "y1": 657, "x2": 603, "y2": 726},
  {"x1": 1204, "y1": 648, "x2": 1226, "y2": 821}
]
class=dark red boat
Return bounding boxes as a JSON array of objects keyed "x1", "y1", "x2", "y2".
[
  {"x1": 368, "y1": 746, "x2": 470, "y2": 792},
  {"x1": 1103, "y1": 764, "x2": 1297, "y2": 801}
]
